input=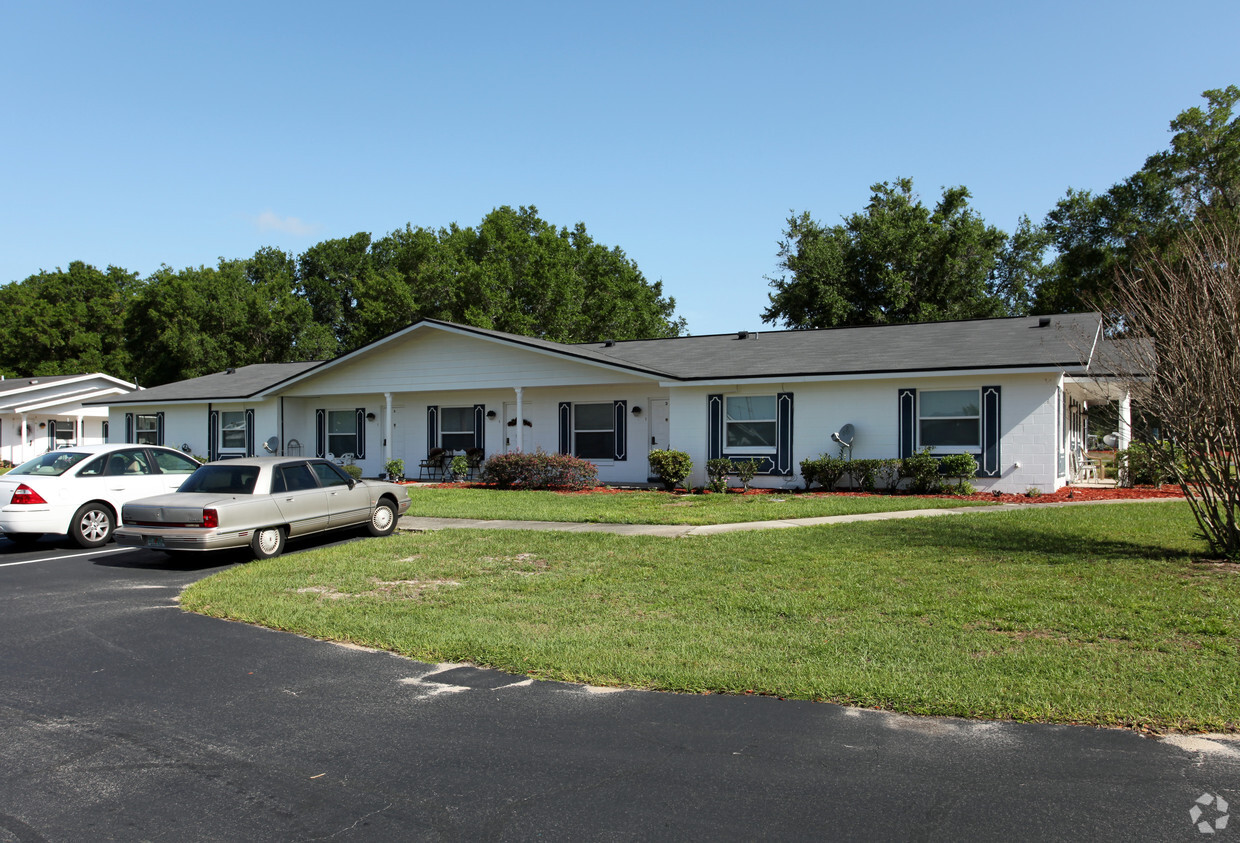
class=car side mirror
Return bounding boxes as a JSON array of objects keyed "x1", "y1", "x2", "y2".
[{"x1": 347, "y1": 478, "x2": 356, "y2": 490}]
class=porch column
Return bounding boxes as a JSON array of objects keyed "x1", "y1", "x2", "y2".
[
  {"x1": 19, "y1": 414, "x2": 27, "y2": 463},
  {"x1": 515, "y1": 386, "x2": 524, "y2": 452},
  {"x1": 384, "y1": 392, "x2": 393, "y2": 466},
  {"x1": 76, "y1": 414, "x2": 84, "y2": 445},
  {"x1": 1117, "y1": 391, "x2": 1132, "y2": 451}
]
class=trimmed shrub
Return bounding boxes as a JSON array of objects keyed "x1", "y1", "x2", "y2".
[
  {"x1": 1116, "y1": 441, "x2": 1178, "y2": 487},
  {"x1": 734, "y1": 458, "x2": 760, "y2": 491},
  {"x1": 385, "y1": 458, "x2": 405, "y2": 480},
  {"x1": 899, "y1": 448, "x2": 943, "y2": 494},
  {"x1": 480, "y1": 450, "x2": 599, "y2": 490},
  {"x1": 939, "y1": 453, "x2": 979, "y2": 494},
  {"x1": 705, "y1": 458, "x2": 732, "y2": 493},
  {"x1": 799, "y1": 454, "x2": 847, "y2": 491},
  {"x1": 874, "y1": 458, "x2": 901, "y2": 492},
  {"x1": 648, "y1": 449, "x2": 693, "y2": 491},
  {"x1": 844, "y1": 458, "x2": 884, "y2": 493},
  {"x1": 343, "y1": 464, "x2": 364, "y2": 481}
]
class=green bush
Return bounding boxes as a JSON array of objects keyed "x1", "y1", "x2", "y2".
[
  {"x1": 734, "y1": 458, "x2": 760, "y2": 491},
  {"x1": 874, "y1": 458, "x2": 901, "y2": 491},
  {"x1": 480, "y1": 450, "x2": 599, "y2": 490},
  {"x1": 648, "y1": 449, "x2": 693, "y2": 491},
  {"x1": 899, "y1": 448, "x2": 943, "y2": 494},
  {"x1": 449, "y1": 454, "x2": 470, "y2": 480},
  {"x1": 939, "y1": 453, "x2": 979, "y2": 494},
  {"x1": 343, "y1": 464, "x2": 364, "y2": 481},
  {"x1": 705, "y1": 458, "x2": 732, "y2": 493},
  {"x1": 800, "y1": 454, "x2": 847, "y2": 491},
  {"x1": 385, "y1": 458, "x2": 405, "y2": 480},
  {"x1": 1116, "y1": 441, "x2": 1178, "y2": 487},
  {"x1": 844, "y1": 458, "x2": 885, "y2": 493}
]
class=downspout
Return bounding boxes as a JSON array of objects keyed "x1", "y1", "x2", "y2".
[
  {"x1": 384, "y1": 392, "x2": 392, "y2": 467},
  {"x1": 279, "y1": 396, "x2": 285, "y2": 456}
]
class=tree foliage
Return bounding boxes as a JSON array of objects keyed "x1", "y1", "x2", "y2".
[
  {"x1": 0, "y1": 206, "x2": 682, "y2": 385},
  {"x1": 763, "y1": 179, "x2": 1016, "y2": 329}
]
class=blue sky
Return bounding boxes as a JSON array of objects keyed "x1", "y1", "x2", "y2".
[{"x1": 3, "y1": 1, "x2": 1237, "y2": 336}]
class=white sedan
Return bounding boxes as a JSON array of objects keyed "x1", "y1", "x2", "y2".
[{"x1": 0, "y1": 444, "x2": 201, "y2": 548}]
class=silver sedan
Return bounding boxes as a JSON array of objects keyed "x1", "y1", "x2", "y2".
[{"x1": 115, "y1": 457, "x2": 412, "y2": 559}]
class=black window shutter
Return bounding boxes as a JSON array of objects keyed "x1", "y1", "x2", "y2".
[
  {"x1": 612, "y1": 400, "x2": 627, "y2": 461},
  {"x1": 898, "y1": 389, "x2": 917, "y2": 458},
  {"x1": 707, "y1": 394, "x2": 723, "y2": 460},
  {"x1": 244, "y1": 409, "x2": 256, "y2": 457},
  {"x1": 980, "y1": 386, "x2": 1001, "y2": 477},
  {"x1": 156, "y1": 412, "x2": 165, "y2": 446},
  {"x1": 315, "y1": 409, "x2": 326, "y2": 458},
  {"x1": 354, "y1": 408, "x2": 366, "y2": 459},
  {"x1": 207, "y1": 410, "x2": 219, "y2": 461},
  {"x1": 473, "y1": 405, "x2": 486, "y2": 451},
  {"x1": 426, "y1": 406, "x2": 438, "y2": 453},
  {"x1": 774, "y1": 392, "x2": 793, "y2": 476},
  {"x1": 558, "y1": 402, "x2": 571, "y2": 455},
  {"x1": 125, "y1": 413, "x2": 134, "y2": 444}
]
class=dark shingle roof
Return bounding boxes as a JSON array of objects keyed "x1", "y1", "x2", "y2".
[
  {"x1": 86, "y1": 361, "x2": 323, "y2": 405},
  {"x1": 580, "y1": 313, "x2": 1102, "y2": 379}
]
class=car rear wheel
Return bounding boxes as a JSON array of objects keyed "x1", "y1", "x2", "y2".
[
  {"x1": 368, "y1": 500, "x2": 397, "y2": 536},
  {"x1": 71, "y1": 503, "x2": 115, "y2": 548},
  {"x1": 250, "y1": 526, "x2": 286, "y2": 560}
]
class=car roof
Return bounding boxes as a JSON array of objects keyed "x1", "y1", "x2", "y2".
[
  {"x1": 200, "y1": 456, "x2": 332, "y2": 468},
  {"x1": 41, "y1": 443, "x2": 186, "y2": 455}
]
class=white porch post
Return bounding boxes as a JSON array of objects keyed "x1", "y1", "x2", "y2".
[
  {"x1": 515, "y1": 387, "x2": 524, "y2": 452},
  {"x1": 19, "y1": 414, "x2": 27, "y2": 463},
  {"x1": 1117, "y1": 391, "x2": 1132, "y2": 452},
  {"x1": 76, "y1": 414, "x2": 84, "y2": 445},
  {"x1": 384, "y1": 392, "x2": 393, "y2": 466}
]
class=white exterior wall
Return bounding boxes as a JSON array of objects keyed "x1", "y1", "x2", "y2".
[
  {"x1": 106, "y1": 400, "x2": 281, "y2": 463},
  {"x1": 668, "y1": 372, "x2": 1066, "y2": 493}
]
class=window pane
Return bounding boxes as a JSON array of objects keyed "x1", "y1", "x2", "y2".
[
  {"x1": 153, "y1": 451, "x2": 199, "y2": 474},
  {"x1": 221, "y1": 412, "x2": 246, "y2": 449},
  {"x1": 328, "y1": 411, "x2": 355, "y2": 434},
  {"x1": 282, "y1": 463, "x2": 319, "y2": 491},
  {"x1": 575, "y1": 431, "x2": 614, "y2": 460},
  {"x1": 311, "y1": 462, "x2": 351, "y2": 487},
  {"x1": 726, "y1": 396, "x2": 776, "y2": 421},
  {"x1": 574, "y1": 403, "x2": 614, "y2": 430},
  {"x1": 441, "y1": 432, "x2": 474, "y2": 451},
  {"x1": 920, "y1": 419, "x2": 980, "y2": 448},
  {"x1": 920, "y1": 390, "x2": 979, "y2": 418},
  {"x1": 441, "y1": 407, "x2": 474, "y2": 432},
  {"x1": 726, "y1": 421, "x2": 777, "y2": 449}
]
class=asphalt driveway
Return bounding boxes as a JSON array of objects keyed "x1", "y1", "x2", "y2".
[{"x1": 1, "y1": 537, "x2": 1236, "y2": 841}]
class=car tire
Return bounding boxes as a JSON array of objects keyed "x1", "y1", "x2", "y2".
[
  {"x1": 71, "y1": 503, "x2": 115, "y2": 548},
  {"x1": 367, "y1": 500, "x2": 397, "y2": 537},
  {"x1": 4, "y1": 533, "x2": 41, "y2": 546},
  {"x1": 250, "y1": 526, "x2": 286, "y2": 560}
]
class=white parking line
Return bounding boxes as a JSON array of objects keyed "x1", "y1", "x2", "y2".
[{"x1": 0, "y1": 546, "x2": 133, "y2": 568}]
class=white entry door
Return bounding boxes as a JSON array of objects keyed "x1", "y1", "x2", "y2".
[
  {"x1": 502, "y1": 402, "x2": 535, "y2": 453},
  {"x1": 647, "y1": 398, "x2": 670, "y2": 480}
]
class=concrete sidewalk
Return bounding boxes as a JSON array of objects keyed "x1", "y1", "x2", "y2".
[{"x1": 396, "y1": 496, "x2": 1183, "y2": 538}]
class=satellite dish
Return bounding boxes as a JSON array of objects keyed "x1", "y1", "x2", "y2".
[
  {"x1": 831, "y1": 423, "x2": 856, "y2": 454},
  {"x1": 181, "y1": 443, "x2": 192, "y2": 453},
  {"x1": 1102, "y1": 433, "x2": 1119, "y2": 449},
  {"x1": 263, "y1": 436, "x2": 280, "y2": 454}
]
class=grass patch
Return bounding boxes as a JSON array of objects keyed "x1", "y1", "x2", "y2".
[
  {"x1": 403, "y1": 486, "x2": 994, "y2": 525},
  {"x1": 180, "y1": 502, "x2": 1240, "y2": 732}
]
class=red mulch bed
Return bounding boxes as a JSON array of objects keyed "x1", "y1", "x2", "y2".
[{"x1": 415, "y1": 481, "x2": 1186, "y2": 504}]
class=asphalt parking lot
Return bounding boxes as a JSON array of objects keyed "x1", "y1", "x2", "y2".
[{"x1": 2, "y1": 535, "x2": 1237, "y2": 841}]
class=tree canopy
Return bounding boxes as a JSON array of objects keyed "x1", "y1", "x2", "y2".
[{"x1": 0, "y1": 206, "x2": 683, "y2": 386}]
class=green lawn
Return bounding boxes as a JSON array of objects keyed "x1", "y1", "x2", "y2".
[
  {"x1": 181, "y1": 501, "x2": 1239, "y2": 732},
  {"x1": 402, "y1": 486, "x2": 995, "y2": 525}
]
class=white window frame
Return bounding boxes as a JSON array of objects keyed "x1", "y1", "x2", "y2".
[
  {"x1": 219, "y1": 410, "x2": 247, "y2": 453},
  {"x1": 439, "y1": 406, "x2": 476, "y2": 453},
  {"x1": 327, "y1": 410, "x2": 358, "y2": 458},
  {"x1": 723, "y1": 394, "x2": 778, "y2": 454},
  {"x1": 135, "y1": 414, "x2": 159, "y2": 446},
  {"x1": 917, "y1": 388, "x2": 981, "y2": 453},
  {"x1": 573, "y1": 403, "x2": 616, "y2": 461},
  {"x1": 53, "y1": 420, "x2": 77, "y2": 445}
]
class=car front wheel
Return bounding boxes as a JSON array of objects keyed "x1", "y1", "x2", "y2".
[
  {"x1": 367, "y1": 501, "x2": 397, "y2": 537},
  {"x1": 71, "y1": 503, "x2": 115, "y2": 548},
  {"x1": 250, "y1": 526, "x2": 286, "y2": 560}
]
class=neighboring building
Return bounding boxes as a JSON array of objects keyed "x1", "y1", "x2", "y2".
[
  {"x1": 1, "y1": 374, "x2": 138, "y2": 465},
  {"x1": 86, "y1": 314, "x2": 1131, "y2": 492}
]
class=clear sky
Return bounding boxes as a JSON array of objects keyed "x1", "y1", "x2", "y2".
[{"x1": 3, "y1": 1, "x2": 1237, "y2": 337}]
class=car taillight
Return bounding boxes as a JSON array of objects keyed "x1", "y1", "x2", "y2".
[
  {"x1": 202, "y1": 509, "x2": 219, "y2": 529},
  {"x1": 10, "y1": 484, "x2": 48, "y2": 505}
]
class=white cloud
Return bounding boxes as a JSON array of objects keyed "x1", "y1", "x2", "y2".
[{"x1": 254, "y1": 211, "x2": 322, "y2": 237}]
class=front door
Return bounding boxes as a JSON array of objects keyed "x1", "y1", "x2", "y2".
[
  {"x1": 502, "y1": 402, "x2": 534, "y2": 453},
  {"x1": 647, "y1": 398, "x2": 670, "y2": 480}
]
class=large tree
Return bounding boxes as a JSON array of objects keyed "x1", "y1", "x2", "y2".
[
  {"x1": 0, "y1": 262, "x2": 139, "y2": 379},
  {"x1": 763, "y1": 179, "x2": 1014, "y2": 329}
]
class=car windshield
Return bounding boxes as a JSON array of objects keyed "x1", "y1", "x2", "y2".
[
  {"x1": 8, "y1": 451, "x2": 91, "y2": 477},
  {"x1": 178, "y1": 464, "x2": 260, "y2": 495}
]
